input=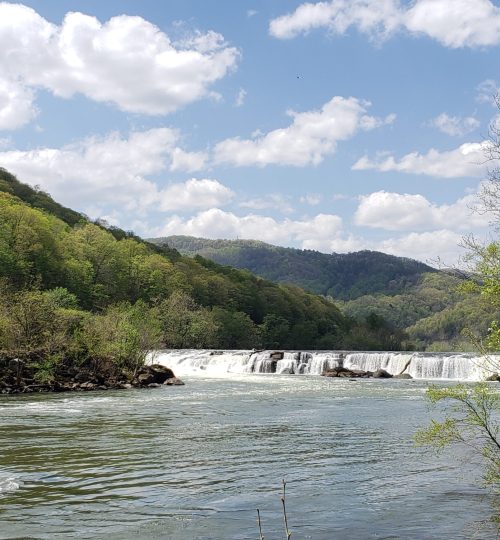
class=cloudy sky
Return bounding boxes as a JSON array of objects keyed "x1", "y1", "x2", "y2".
[{"x1": 0, "y1": 0, "x2": 499, "y2": 264}]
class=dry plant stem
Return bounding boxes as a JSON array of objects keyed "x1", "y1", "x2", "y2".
[
  {"x1": 256, "y1": 508, "x2": 265, "y2": 540},
  {"x1": 281, "y1": 479, "x2": 291, "y2": 540}
]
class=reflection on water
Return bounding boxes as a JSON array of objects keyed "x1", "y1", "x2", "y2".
[{"x1": 0, "y1": 376, "x2": 496, "y2": 539}]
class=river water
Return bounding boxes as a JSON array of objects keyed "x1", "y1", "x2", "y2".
[{"x1": 0, "y1": 374, "x2": 497, "y2": 539}]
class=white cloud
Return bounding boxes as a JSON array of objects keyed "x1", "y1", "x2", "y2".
[
  {"x1": 270, "y1": 0, "x2": 500, "y2": 48},
  {"x1": 0, "y1": 78, "x2": 37, "y2": 130},
  {"x1": 235, "y1": 88, "x2": 247, "y2": 107},
  {"x1": 170, "y1": 148, "x2": 208, "y2": 172},
  {"x1": 247, "y1": 10, "x2": 258, "y2": 18},
  {"x1": 0, "y1": 3, "x2": 239, "y2": 126},
  {"x1": 154, "y1": 209, "x2": 344, "y2": 248},
  {"x1": 0, "y1": 128, "x2": 210, "y2": 216},
  {"x1": 240, "y1": 194, "x2": 294, "y2": 213},
  {"x1": 429, "y1": 113, "x2": 480, "y2": 137},
  {"x1": 378, "y1": 230, "x2": 465, "y2": 265},
  {"x1": 354, "y1": 190, "x2": 489, "y2": 231},
  {"x1": 214, "y1": 96, "x2": 393, "y2": 167},
  {"x1": 353, "y1": 142, "x2": 486, "y2": 178},
  {"x1": 159, "y1": 179, "x2": 234, "y2": 212},
  {"x1": 476, "y1": 79, "x2": 499, "y2": 104},
  {"x1": 300, "y1": 193, "x2": 322, "y2": 205}
]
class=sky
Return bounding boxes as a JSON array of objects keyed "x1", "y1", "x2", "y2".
[{"x1": 0, "y1": 0, "x2": 499, "y2": 265}]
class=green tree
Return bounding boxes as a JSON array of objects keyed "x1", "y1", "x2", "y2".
[{"x1": 418, "y1": 98, "x2": 500, "y2": 530}]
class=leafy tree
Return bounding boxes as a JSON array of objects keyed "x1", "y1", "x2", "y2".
[{"x1": 417, "y1": 96, "x2": 500, "y2": 530}]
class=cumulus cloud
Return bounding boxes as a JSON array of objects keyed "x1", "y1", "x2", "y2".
[
  {"x1": 0, "y1": 78, "x2": 37, "y2": 130},
  {"x1": 354, "y1": 190, "x2": 489, "y2": 231},
  {"x1": 169, "y1": 148, "x2": 208, "y2": 172},
  {"x1": 154, "y1": 209, "x2": 344, "y2": 248},
  {"x1": 476, "y1": 79, "x2": 499, "y2": 104},
  {"x1": 378, "y1": 230, "x2": 465, "y2": 265},
  {"x1": 0, "y1": 128, "x2": 212, "y2": 215},
  {"x1": 0, "y1": 2, "x2": 239, "y2": 128},
  {"x1": 214, "y1": 96, "x2": 393, "y2": 167},
  {"x1": 352, "y1": 142, "x2": 486, "y2": 178},
  {"x1": 159, "y1": 179, "x2": 234, "y2": 212},
  {"x1": 270, "y1": 0, "x2": 500, "y2": 48},
  {"x1": 429, "y1": 113, "x2": 480, "y2": 137}
]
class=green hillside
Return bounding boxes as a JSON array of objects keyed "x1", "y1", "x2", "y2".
[
  {"x1": 0, "y1": 169, "x2": 358, "y2": 352},
  {"x1": 153, "y1": 235, "x2": 499, "y2": 351},
  {"x1": 154, "y1": 235, "x2": 435, "y2": 300}
]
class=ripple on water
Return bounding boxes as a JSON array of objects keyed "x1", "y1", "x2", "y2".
[{"x1": 0, "y1": 476, "x2": 20, "y2": 495}]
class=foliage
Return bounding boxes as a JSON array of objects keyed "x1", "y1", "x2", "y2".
[
  {"x1": 157, "y1": 236, "x2": 500, "y2": 351},
  {"x1": 81, "y1": 301, "x2": 161, "y2": 374},
  {"x1": 0, "y1": 170, "x2": 354, "y2": 352},
  {"x1": 156, "y1": 235, "x2": 434, "y2": 299},
  {"x1": 416, "y1": 384, "x2": 500, "y2": 505}
]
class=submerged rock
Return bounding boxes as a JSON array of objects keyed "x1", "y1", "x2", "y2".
[
  {"x1": 394, "y1": 373, "x2": 412, "y2": 379},
  {"x1": 372, "y1": 369, "x2": 393, "y2": 378}
]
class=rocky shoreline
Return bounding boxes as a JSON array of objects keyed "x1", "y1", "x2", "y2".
[{"x1": 0, "y1": 360, "x2": 184, "y2": 395}]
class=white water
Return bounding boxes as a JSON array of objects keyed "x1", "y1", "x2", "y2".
[{"x1": 151, "y1": 349, "x2": 499, "y2": 381}]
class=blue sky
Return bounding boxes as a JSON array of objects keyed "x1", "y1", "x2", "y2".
[{"x1": 0, "y1": 0, "x2": 499, "y2": 264}]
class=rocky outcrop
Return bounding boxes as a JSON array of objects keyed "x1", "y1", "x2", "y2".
[
  {"x1": 0, "y1": 355, "x2": 182, "y2": 394},
  {"x1": 486, "y1": 373, "x2": 500, "y2": 382},
  {"x1": 322, "y1": 366, "x2": 372, "y2": 378},
  {"x1": 322, "y1": 367, "x2": 398, "y2": 379}
]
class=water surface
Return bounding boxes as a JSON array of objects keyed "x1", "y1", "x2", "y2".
[{"x1": 0, "y1": 375, "x2": 495, "y2": 539}]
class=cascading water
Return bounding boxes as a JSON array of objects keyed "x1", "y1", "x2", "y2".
[
  {"x1": 344, "y1": 352, "x2": 413, "y2": 375},
  {"x1": 151, "y1": 349, "x2": 499, "y2": 381}
]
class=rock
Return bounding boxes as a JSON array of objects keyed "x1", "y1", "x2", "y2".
[
  {"x1": 137, "y1": 373, "x2": 154, "y2": 385},
  {"x1": 394, "y1": 373, "x2": 413, "y2": 379},
  {"x1": 373, "y1": 369, "x2": 393, "y2": 378},
  {"x1": 486, "y1": 373, "x2": 500, "y2": 382},
  {"x1": 280, "y1": 368, "x2": 294, "y2": 374},
  {"x1": 147, "y1": 383, "x2": 161, "y2": 388},
  {"x1": 137, "y1": 364, "x2": 175, "y2": 384},
  {"x1": 119, "y1": 383, "x2": 133, "y2": 389},
  {"x1": 79, "y1": 381, "x2": 97, "y2": 390},
  {"x1": 164, "y1": 377, "x2": 185, "y2": 386},
  {"x1": 270, "y1": 351, "x2": 284, "y2": 360}
]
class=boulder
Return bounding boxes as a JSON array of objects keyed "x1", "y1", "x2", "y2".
[
  {"x1": 137, "y1": 364, "x2": 175, "y2": 384},
  {"x1": 147, "y1": 383, "x2": 161, "y2": 388},
  {"x1": 270, "y1": 351, "x2": 284, "y2": 360},
  {"x1": 373, "y1": 369, "x2": 393, "y2": 378},
  {"x1": 486, "y1": 373, "x2": 500, "y2": 382},
  {"x1": 164, "y1": 377, "x2": 185, "y2": 386},
  {"x1": 394, "y1": 373, "x2": 413, "y2": 379}
]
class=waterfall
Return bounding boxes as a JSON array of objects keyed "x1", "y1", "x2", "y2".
[
  {"x1": 150, "y1": 350, "x2": 499, "y2": 381},
  {"x1": 407, "y1": 353, "x2": 492, "y2": 380},
  {"x1": 344, "y1": 352, "x2": 414, "y2": 375}
]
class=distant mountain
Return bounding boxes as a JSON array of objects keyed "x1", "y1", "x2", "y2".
[
  {"x1": 150, "y1": 235, "x2": 436, "y2": 300},
  {"x1": 151, "y1": 235, "x2": 500, "y2": 351}
]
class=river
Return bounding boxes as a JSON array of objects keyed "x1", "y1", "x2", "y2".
[{"x1": 0, "y1": 351, "x2": 498, "y2": 539}]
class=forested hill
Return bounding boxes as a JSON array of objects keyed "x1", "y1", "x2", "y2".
[
  {"x1": 151, "y1": 235, "x2": 436, "y2": 300},
  {"x1": 153, "y1": 235, "x2": 500, "y2": 351},
  {"x1": 0, "y1": 169, "x2": 361, "y2": 350}
]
